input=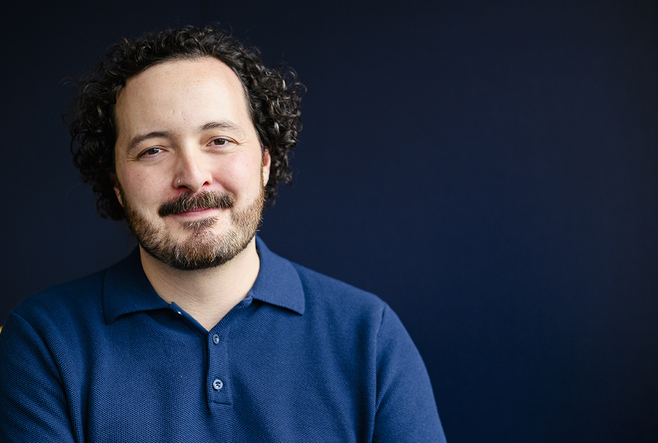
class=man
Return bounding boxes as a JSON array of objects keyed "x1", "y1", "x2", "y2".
[{"x1": 0, "y1": 26, "x2": 446, "y2": 442}]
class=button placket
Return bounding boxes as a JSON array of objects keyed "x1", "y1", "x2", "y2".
[{"x1": 207, "y1": 328, "x2": 231, "y2": 406}]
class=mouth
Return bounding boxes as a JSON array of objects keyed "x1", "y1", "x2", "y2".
[
  {"x1": 174, "y1": 207, "x2": 217, "y2": 218},
  {"x1": 180, "y1": 214, "x2": 219, "y2": 231}
]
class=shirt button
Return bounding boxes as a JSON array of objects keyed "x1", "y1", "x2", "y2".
[
  {"x1": 212, "y1": 379, "x2": 223, "y2": 390},
  {"x1": 212, "y1": 334, "x2": 220, "y2": 344}
]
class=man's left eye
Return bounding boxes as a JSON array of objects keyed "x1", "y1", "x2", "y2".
[{"x1": 210, "y1": 138, "x2": 228, "y2": 146}]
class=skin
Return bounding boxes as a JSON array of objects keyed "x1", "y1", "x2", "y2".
[{"x1": 113, "y1": 57, "x2": 271, "y2": 330}]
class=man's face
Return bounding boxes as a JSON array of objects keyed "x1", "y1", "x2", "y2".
[{"x1": 113, "y1": 57, "x2": 270, "y2": 270}]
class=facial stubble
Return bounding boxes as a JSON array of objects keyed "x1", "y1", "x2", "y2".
[{"x1": 118, "y1": 179, "x2": 265, "y2": 271}]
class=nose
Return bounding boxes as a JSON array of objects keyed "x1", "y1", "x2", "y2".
[{"x1": 174, "y1": 148, "x2": 212, "y2": 193}]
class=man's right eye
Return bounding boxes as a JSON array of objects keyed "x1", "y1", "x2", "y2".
[{"x1": 139, "y1": 147, "x2": 163, "y2": 157}]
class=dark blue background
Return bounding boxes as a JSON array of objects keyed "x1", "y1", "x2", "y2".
[{"x1": 1, "y1": 1, "x2": 656, "y2": 441}]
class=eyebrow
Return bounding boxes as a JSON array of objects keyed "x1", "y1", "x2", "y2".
[
  {"x1": 126, "y1": 131, "x2": 172, "y2": 155},
  {"x1": 200, "y1": 121, "x2": 246, "y2": 138},
  {"x1": 124, "y1": 121, "x2": 247, "y2": 155}
]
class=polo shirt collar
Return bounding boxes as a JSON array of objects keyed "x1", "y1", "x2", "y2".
[
  {"x1": 103, "y1": 236, "x2": 305, "y2": 324},
  {"x1": 103, "y1": 249, "x2": 169, "y2": 324},
  {"x1": 250, "y1": 236, "x2": 305, "y2": 315}
]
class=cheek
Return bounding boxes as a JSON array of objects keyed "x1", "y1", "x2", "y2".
[
  {"x1": 117, "y1": 168, "x2": 166, "y2": 209},
  {"x1": 213, "y1": 155, "x2": 263, "y2": 190}
]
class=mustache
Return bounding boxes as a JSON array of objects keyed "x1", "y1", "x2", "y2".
[{"x1": 158, "y1": 191, "x2": 234, "y2": 217}]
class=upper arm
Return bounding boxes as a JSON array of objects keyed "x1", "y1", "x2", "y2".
[
  {"x1": 373, "y1": 305, "x2": 447, "y2": 443},
  {"x1": 0, "y1": 312, "x2": 77, "y2": 443}
]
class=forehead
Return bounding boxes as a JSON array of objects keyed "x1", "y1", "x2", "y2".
[{"x1": 114, "y1": 57, "x2": 253, "y2": 139}]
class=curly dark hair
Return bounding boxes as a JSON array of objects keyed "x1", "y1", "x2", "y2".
[{"x1": 66, "y1": 25, "x2": 305, "y2": 220}]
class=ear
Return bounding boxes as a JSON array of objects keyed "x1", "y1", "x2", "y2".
[
  {"x1": 110, "y1": 173, "x2": 124, "y2": 207},
  {"x1": 262, "y1": 148, "x2": 272, "y2": 186}
]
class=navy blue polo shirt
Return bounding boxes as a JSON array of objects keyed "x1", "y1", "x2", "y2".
[{"x1": 0, "y1": 238, "x2": 446, "y2": 442}]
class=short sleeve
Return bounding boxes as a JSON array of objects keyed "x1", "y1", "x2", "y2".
[{"x1": 373, "y1": 305, "x2": 447, "y2": 442}]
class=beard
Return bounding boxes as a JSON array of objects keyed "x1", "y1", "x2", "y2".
[{"x1": 118, "y1": 183, "x2": 265, "y2": 271}]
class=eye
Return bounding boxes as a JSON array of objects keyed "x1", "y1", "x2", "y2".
[
  {"x1": 138, "y1": 147, "x2": 163, "y2": 157},
  {"x1": 209, "y1": 138, "x2": 230, "y2": 147}
]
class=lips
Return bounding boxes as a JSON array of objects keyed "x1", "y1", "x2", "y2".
[{"x1": 158, "y1": 191, "x2": 234, "y2": 217}]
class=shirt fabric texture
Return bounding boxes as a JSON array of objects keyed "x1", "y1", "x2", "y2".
[{"x1": 0, "y1": 237, "x2": 446, "y2": 442}]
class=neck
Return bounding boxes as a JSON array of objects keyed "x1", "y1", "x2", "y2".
[{"x1": 138, "y1": 237, "x2": 260, "y2": 331}]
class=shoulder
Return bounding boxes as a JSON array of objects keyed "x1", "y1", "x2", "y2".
[
  {"x1": 0, "y1": 267, "x2": 110, "y2": 392},
  {"x1": 255, "y1": 237, "x2": 391, "y2": 328},
  {"x1": 292, "y1": 262, "x2": 387, "y2": 311},
  {"x1": 11, "y1": 268, "x2": 107, "y2": 332},
  {"x1": 8, "y1": 249, "x2": 145, "y2": 335},
  {"x1": 288, "y1": 262, "x2": 408, "y2": 343}
]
